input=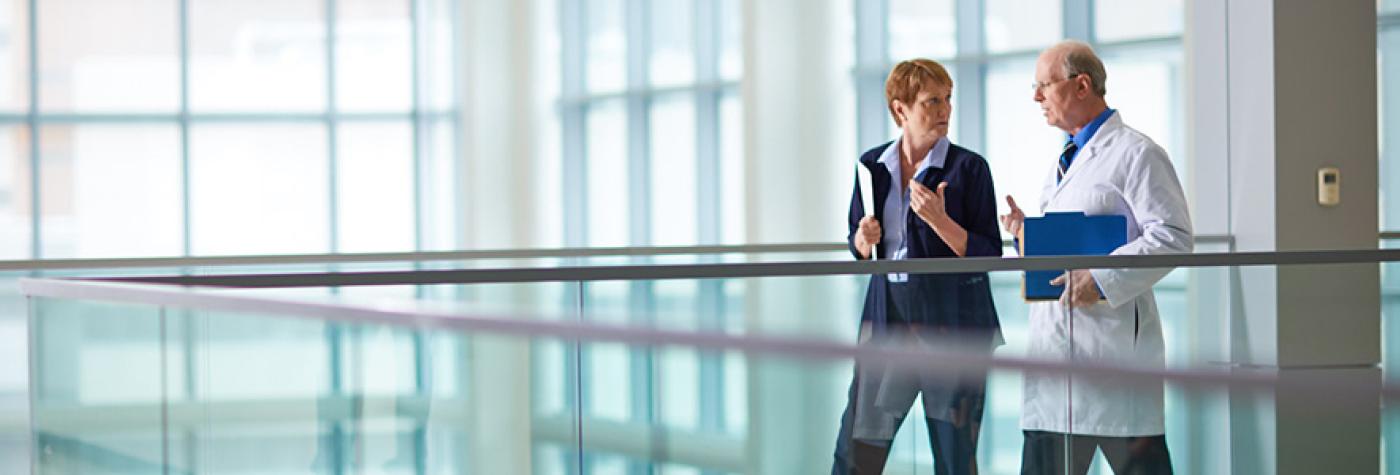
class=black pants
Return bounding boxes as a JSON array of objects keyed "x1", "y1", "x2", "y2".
[
  {"x1": 831, "y1": 285, "x2": 986, "y2": 475},
  {"x1": 1020, "y1": 430, "x2": 1173, "y2": 475}
]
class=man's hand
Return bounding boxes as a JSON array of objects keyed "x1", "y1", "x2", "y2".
[
  {"x1": 1050, "y1": 270, "x2": 1102, "y2": 307},
  {"x1": 855, "y1": 216, "x2": 881, "y2": 259},
  {"x1": 1000, "y1": 195, "x2": 1025, "y2": 241},
  {"x1": 910, "y1": 181, "x2": 950, "y2": 228}
]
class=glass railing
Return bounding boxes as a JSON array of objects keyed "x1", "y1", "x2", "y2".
[
  {"x1": 18, "y1": 244, "x2": 1396, "y2": 474},
  {"x1": 0, "y1": 243, "x2": 849, "y2": 474}
]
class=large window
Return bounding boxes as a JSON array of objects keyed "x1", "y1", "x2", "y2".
[
  {"x1": 560, "y1": 0, "x2": 743, "y2": 249},
  {"x1": 551, "y1": 0, "x2": 745, "y2": 472},
  {"x1": 0, "y1": 0, "x2": 460, "y2": 259}
]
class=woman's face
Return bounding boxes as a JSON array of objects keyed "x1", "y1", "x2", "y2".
[{"x1": 896, "y1": 84, "x2": 952, "y2": 143}]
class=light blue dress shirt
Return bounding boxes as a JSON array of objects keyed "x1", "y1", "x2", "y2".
[{"x1": 877, "y1": 135, "x2": 950, "y2": 282}]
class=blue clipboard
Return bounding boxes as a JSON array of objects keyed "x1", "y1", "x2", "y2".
[{"x1": 1022, "y1": 212, "x2": 1128, "y2": 301}]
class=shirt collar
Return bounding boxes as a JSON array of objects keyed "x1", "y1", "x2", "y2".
[
  {"x1": 879, "y1": 135, "x2": 950, "y2": 176},
  {"x1": 1069, "y1": 108, "x2": 1117, "y2": 149}
]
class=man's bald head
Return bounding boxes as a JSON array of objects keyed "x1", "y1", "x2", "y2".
[{"x1": 1041, "y1": 40, "x2": 1107, "y2": 97}]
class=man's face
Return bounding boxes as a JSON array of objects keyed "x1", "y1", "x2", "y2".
[
  {"x1": 1033, "y1": 53, "x2": 1076, "y2": 133},
  {"x1": 897, "y1": 84, "x2": 952, "y2": 142}
]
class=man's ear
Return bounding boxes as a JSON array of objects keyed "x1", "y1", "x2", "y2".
[{"x1": 1075, "y1": 75, "x2": 1093, "y2": 99}]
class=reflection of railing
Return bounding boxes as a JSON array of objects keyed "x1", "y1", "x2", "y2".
[
  {"x1": 22, "y1": 248, "x2": 1400, "y2": 388},
  {"x1": 14, "y1": 262, "x2": 1391, "y2": 397}
]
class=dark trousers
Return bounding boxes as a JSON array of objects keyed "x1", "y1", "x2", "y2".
[
  {"x1": 1020, "y1": 430, "x2": 1173, "y2": 475},
  {"x1": 831, "y1": 377, "x2": 983, "y2": 475},
  {"x1": 832, "y1": 285, "x2": 985, "y2": 475}
]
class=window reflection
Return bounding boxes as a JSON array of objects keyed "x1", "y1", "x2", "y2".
[
  {"x1": 888, "y1": 0, "x2": 955, "y2": 60},
  {"x1": 587, "y1": 0, "x2": 627, "y2": 93},
  {"x1": 336, "y1": 121, "x2": 415, "y2": 253},
  {"x1": 40, "y1": 124, "x2": 181, "y2": 258},
  {"x1": 189, "y1": 124, "x2": 330, "y2": 255},
  {"x1": 984, "y1": 0, "x2": 1061, "y2": 53},
  {"x1": 985, "y1": 60, "x2": 1062, "y2": 226},
  {"x1": 586, "y1": 100, "x2": 629, "y2": 247},
  {"x1": 335, "y1": 0, "x2": 412, "y2": 113},
  {"x1": 38, "y1": 0, "x2": 178, "y2": 112},
  {"x1": 650, "y1": 94, "x2": 697, "y2": 246},
  {"x1": 189, "y1": 0, "x2": 327, "y2": 112},
  {"x1": 651, "y1": 0, "x2": 695, "y2": 87},
  {"x1": 1094, "y1": 0, "x2": 1183, "y2": 42}
]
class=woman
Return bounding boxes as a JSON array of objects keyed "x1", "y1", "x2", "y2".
[{"x1": 832, "y1": 59, "x2": 1004, "y2": 475}]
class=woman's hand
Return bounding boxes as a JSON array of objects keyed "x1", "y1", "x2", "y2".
[
  {"x1": 909, "y1": 181, "x2": 950, "y2": 227},
  {"x1": 854, "y1": 216, "x2": 881, "y2": 259},
  {"x1": 910, "y1": 181, "x2": 968, "y2": 256}
]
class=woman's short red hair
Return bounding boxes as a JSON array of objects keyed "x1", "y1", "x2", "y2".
[{"x1": 885, "y1": 59, "x2": 953, "y2": 127}]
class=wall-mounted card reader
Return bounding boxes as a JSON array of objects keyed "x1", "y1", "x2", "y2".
[{"x1": 1317, "y1": 167, "x2": 1340, "y2": 207}]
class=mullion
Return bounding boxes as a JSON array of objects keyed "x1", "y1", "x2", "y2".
[
  {"x1": 327, "y1": 0, "x2": 341, "y2": 254},
  {"x1": 27, "y1": 0, "x2": 38, "y2": 259}
]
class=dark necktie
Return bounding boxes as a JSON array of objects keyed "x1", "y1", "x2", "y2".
[{"x1": 1056, "y1": 140, "x2": 1078, "y2": 184}]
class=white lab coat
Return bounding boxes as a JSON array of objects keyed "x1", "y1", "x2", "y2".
[{"x1": 1020, "y1": 111, "x2": 1193, "y2": 437}]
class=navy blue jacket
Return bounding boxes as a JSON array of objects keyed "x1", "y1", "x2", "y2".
[{"x1": 846, "y1": 141, "x2": 1003, "y2": 341}]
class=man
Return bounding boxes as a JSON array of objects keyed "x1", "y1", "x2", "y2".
[{"x1": 1000, "y1": 40, "x2": 1192, "y2": 474}]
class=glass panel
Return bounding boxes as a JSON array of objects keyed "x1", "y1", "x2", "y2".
[
  {"x1": 587, "y1": 0, "x2": 627, "y2": 94},
  {"x1": 335, "y1": 0, "x2": 411, "y2": 113},
  {"x1": 984, "y1": 59, "x2": 1064, "y2": 233},
  {"x1": 420, "y1": 119, "x2": 459, "y2": 251},
  {"x1": 422, "y1": 0, "x2": 457, "y2": 112},
  {"x1": 887, "y1": 0, "x2": 955, "y2": 60},
  {"x1": 30, "y1": 298, "x2": 166, "y2": 473},
  {"x1": 0, "y1": 0, "x2": 27, "y2": 113},
  {"x1": 719, "y1": 91, "x2": 744, "y2": 245},
  {"x1": 650, "y1": 94, "x2": 697, "y2": 246},
  {"x1": 188, "y1": 0, "x2": 327, "y2": 112},
  {"x1": 40, "y1": 124, "x2": 182, "y2": 258},
  {"x1": 1384, "y1": 28, "x2": 1400, "y2": 230},
  {"x1": 718, "y1": 0, "x2": 742, "y2": 81},
  {"x1": 0, "y1": 272, "x2": 26, "y2": 474},
  {"x1": 1384, "y1": 0, "x2": 1400, "y2": 13},
  {"x1": 586, "y1": 100, "x2": 629, "y2": 247},
  {"x1": 1094, "y1": 0, "x2": 1183, "y2": 42},
  {"x1": 29, "y1": 255, "x2": 1400, "y2": 473},
  {"x1": 582, "y1": 280, "x2": 633, "y2": 424},
  {"x1": 336, "y1": 121, "x2": 415, "y2": 253},
  {"x1": 1100, "y1": 45, "x2": 1187, "y2": 189},
  {"x1": 189, "y1": 123, "x2": 330, "y2": 255},
  {"x1": 984, "y1": 0, "x2": 1061, "y2": 54},
  {"x1": 650, "y1": 0, "x2": 694, "y2": 87},
  {"x1": 38, "y1": 0, "x2": 177, "y2": 112},
  {"x1": 0, "y1": 126, "x2": 28, "y2": 259},
  {"x1": 1385, "y1": 239, "x2": 1400, "y2": 472}
]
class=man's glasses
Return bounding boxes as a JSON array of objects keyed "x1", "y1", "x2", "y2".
[{"x1": 1031, "y1": 74, "x2": 1081, "y2": 94}]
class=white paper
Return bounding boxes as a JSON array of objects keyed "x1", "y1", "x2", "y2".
[
  {"x1": 856, "y1": 163, "x2": 877, "y2": 260},
  {"x1": 857, "y1": 163, "x2": 875, "y2": 217}
]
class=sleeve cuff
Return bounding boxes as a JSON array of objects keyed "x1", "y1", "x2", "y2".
[{"x1": 1088, "y1": 268, "x2": 1130, "y2": 308}]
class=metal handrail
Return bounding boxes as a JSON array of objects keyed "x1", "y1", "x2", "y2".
[
  {"x1": 0, "y1": 234, "x2": 1237, "y2": 272},
  {"x1": 83, "y1": 248, "x2": 1398, "y2": 288}
]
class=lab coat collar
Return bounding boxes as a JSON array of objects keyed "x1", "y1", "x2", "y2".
[{"x1": 1053, "y1": 111, "x2": 1122, "y2": 194}]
